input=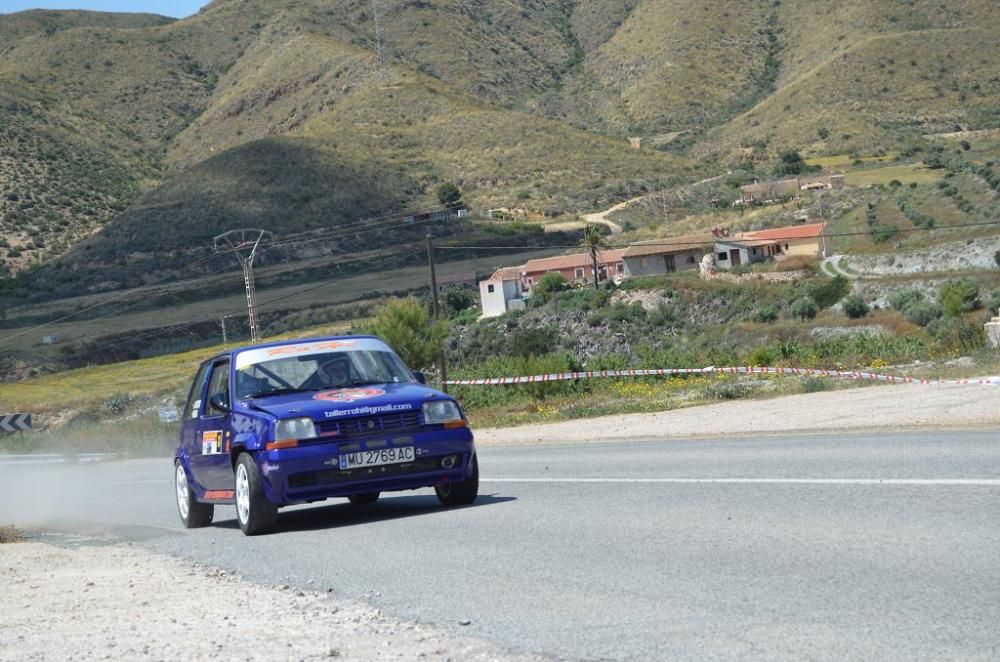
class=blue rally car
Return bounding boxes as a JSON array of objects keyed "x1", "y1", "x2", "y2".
[{"x1": 174, "y1": 335, "x2": 478, "y2": 535}]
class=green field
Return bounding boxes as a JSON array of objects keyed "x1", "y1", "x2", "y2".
[{"x1": 843, "y1": 163, "x2": 946, "y2": 187}]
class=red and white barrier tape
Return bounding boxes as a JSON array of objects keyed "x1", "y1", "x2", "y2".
[{"x1": 444, "y1": 366, "x2": 1000, "y2": 386}]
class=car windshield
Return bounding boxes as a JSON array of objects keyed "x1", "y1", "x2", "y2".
[{"x1": 235, "y1": 349, "x2": 414, "y2": 400}]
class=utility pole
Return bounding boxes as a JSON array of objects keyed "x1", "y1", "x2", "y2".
[
  {"x1": 214, "y1": 229, "x2": 272, "y2": 344},
  {"x1": 818, "y1": 195, "x2": 828, "y2": 258},
  {"x1": 220, "y1": 315, "x2": 228, "y2": 348},
  {"x1": 425, "y1": 232, "x2": 448, "y2": 393},
  {"x1": 371, "y1": 0, "x2": 388, "y2": 83}
]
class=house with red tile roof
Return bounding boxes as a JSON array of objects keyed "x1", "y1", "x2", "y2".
[
  {"x1": 714, "y1": 222, "x2": 827, "y2": 270},
  {"x1": 521, "y1": 249, "x2": 626, "y2": 291}
]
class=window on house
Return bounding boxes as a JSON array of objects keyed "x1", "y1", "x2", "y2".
[
  {"x1": 617, "y1": 263, "x2": 624, "y2": 274},
  {"x1": 487, "y1": 284, "x2": 495, "y2": 293},
  {"x1": 784, "y1": 243, "x2": 789, "y2": 250},
  {"x1": 717, "y1": 252, "x2": 728, "y2": 261},
  {"x1": 574, "y1": 267, "x2": 584, "y2": 279},
  {"x1": 687, "y1": 255, "x2": 696, "y2": 264}
]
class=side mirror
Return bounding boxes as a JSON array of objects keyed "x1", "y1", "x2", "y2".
[
  {"x1": 413, "y1": 371, "x2": 427, "y2": 385},
  {"x1": 210, "y1": 393, "x2": 231, "y2": 413}
]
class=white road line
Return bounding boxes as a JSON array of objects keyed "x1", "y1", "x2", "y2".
[{"x1": 482, "y1": 477, "x2": 1000, "y2": 486}]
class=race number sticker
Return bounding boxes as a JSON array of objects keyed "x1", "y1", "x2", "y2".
[
  {"x1": 313, "y1": 388, "x2": 386, "y2": 403},
  {"x1": 201, "y1": 430, "x2": 223, "y2": 455}
]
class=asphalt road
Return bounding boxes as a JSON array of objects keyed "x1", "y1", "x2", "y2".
[{"x1": 3, "y1": 430, "x2": 1000, "y2": 660}]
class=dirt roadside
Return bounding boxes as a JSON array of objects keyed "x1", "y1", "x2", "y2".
[
  {"x1": 0, "y1": 541, "x2": 544, "y2": 662},
  {"x1": 474, "y1": 381, "x2": 1000, "y2": 445}
]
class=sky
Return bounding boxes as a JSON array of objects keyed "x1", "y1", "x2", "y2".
[{"x1": 0, "y1": 1, "x2": 211, "y2": 18}]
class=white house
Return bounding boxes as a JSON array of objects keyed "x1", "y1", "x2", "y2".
[{"x1": 479, "y1": 266, "x2": 525, "y2": 318}]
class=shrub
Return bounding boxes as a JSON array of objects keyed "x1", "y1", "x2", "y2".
[
  {"x1": 904, "y1": 302, "x2": 943, "y2": 326},
  {"x1": 747, "y1": 345, "x2": 776, "y2": 366},
  {"x1": 435, "y1": 182, "x2": 463, "y2": 207},
  {"x1": 790, "y1": 296, "x2": 819, "y2": 320},
  {"x1": 994, "y1": 250, "x2": 1000, "y2": 268},
  {"x1": 102, "y1": 392, "x2": 134, "y2": 415},
  {"x1": 532, "y1": 272, "x2": 568, "y2": 305},
  {"x1": 752, "y1": 305, "x2": 779, "y2": 323},
  {"x1": 889, "y1": 288, "x2": 924, "y2": 311},
  {"x1": 510, "y1": 327, "x2": 556, "y2": 358},
  {"x1": 441, "y1": 286, "x2": 477, "y2": 319},
  {"x1": 842, "y1": 295, "x2": 869, "y2": 319},
  {"x1": 810, "y1": 275, "x2": 850, "y2": 309},
  {"x1": 701, "y1": 380, "x2": 755, "y2": 400},
  {"x1": 939, "y1": 279, "x2": 981, "y2": 317},
  {"x1": 802, "y1": 377, "x2": 831, "y2": 393}
]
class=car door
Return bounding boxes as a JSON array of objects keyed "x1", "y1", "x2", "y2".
[
  {"x1": 190, "y1": 358, "x2": 235, "y2": 491},
  {"x1": 180, "y1": 361, "x2": 212, "y2": 482}
]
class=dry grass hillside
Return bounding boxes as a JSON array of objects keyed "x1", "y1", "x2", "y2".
[{"x1": 0, "y1": 0, "x2": 998, "y2": 293}]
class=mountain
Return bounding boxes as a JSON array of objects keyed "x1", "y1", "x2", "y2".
[{"x1": 0, "y1": 0, "x2": 997, "y2": 295}]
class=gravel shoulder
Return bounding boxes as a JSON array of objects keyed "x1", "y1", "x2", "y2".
[
  {"x1": 474, "y1": 382, "x2": 1000, "y2": 445},
  {"x1": 0, "y1": 541, "x2": 544, "y2": 662}
]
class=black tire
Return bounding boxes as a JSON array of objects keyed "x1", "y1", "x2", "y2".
[
  {"x1": 435, "y1": 454, "x2": 479, "y2": 507},
  {"x1": 175, "y1": 461, "x2": 214, "y2": 528},
  {"x1": 235, "y1": 453, "x2": 278, "y2": 536},
  {"x1": 347, "y1": 492, "x2": 380, "y2": 505}
]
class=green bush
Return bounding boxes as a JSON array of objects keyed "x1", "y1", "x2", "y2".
[
  {"x1": 889, "y1": 288, "x2": 924, "y2": 311},
  {"x1": 366, "y1": 297, "x2": 448, "y2": 370},
  {"x1": 801, "y1": 377, "x2": 831, "y2": 393},
  {"x1": 102, "y1": 392, "x2": 134, "y2": 415},
  {"x1": 810, "y1": 275, "x2": 851, "y2": 309},
  {"x1": 752, "y1": 305, "x2": 779, "y2": 323},
  {"x1": 939, "y1": 279, "x2": 981, "y2": 317},
  {"x1": 701, "y1": 380, "x2": 755, "y2": 400},
  {"x1": 510, "y1": 327, "x2": 556, "y2": 358},
  {"x1": 842, "y1": 295, "x2": 869, "y2": 319},
  {"x1": 441, "y1": 286, "x2": 478, "y2": 319},
  {"x1": 790, "y1": 296, "x2": 819, "y2": 320},
  {"x1": 904, "y1": 302, "x2": 943, "y2": 327},
  {"x1": 747, "y1": 345, "x2": 776, "y2": 367}
]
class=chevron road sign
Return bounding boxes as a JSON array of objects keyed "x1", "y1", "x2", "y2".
[{"x1": 0, "y1": 413, "x2": 31, "y2": 434}]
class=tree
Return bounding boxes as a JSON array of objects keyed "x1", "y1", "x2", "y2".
[
  {"x1": 532, "y1": 272, "x2": 568, "y2": 305},
  {"x1": 842, "y1": 295, "x2": 869, "y2": 319},
  {"x1": 366, "y1": 297, "x2": 449, "y2": 370},
  {"x1": 436, "y1": 183, "x2": 463, "y2": 208},
  {"x1": 580, "y1": 224, "x2": 607, "y2": 290},
  {"x1": 939, "y1": 279, "x2": 981, "y2": 318},
  {"x1": 441, "y1": 286, "x2": 477, "y2": 319}
]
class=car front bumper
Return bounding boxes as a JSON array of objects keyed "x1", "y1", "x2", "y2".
[{"x1": 253, "y1": 427, "x2": 475, "y2": 505}]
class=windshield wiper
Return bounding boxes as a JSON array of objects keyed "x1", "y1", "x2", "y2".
[
  {"x1": 248, "y1": 387, "x2": 317, "y2": 399},
  {"x1": 347, "y1": 379, "x2": 386, "y2": 387}
]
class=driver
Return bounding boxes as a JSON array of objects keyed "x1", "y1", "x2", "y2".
[{"x1": 317, "y1": 355, "x2": 351, "y2": 388}]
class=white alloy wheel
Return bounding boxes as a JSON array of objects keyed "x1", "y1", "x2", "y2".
[
  {"x1": 175, "y1": 464, "x2": 190, "y2": 519},
  {"x1": 236, "y1": 462, "x2": 251, "y2": 525}
]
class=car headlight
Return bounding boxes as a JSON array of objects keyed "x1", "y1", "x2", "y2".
[
  {"x1": 422, "y1": 400, "x2": 465, "y2": 426},
  {"x1": 274, "y1": 417, "x2": 317, "y2": 442}
]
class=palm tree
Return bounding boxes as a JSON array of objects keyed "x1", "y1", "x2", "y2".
[{"x1": 580, "y1": 224, "x2": 607, "y2": 290}]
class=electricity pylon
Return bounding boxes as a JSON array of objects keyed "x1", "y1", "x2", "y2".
[
  {"x1": 214, "y1": 229, "x2": 272, "y2": 344},
  {"x1": 371, "y1": 0, "x2": 388, "y2": 83}
]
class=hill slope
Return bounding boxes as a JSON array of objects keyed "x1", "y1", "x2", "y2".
[{"x1": 1, "y1": 0, "x2": 998, "y2": 293}]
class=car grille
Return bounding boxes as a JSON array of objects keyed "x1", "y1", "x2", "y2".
[
  {"x1": 314, "y1": 410, "x2": 423, "y2": 442},
  {"x1": 288, "y1": 457, "x2": 447, "y2": 489}
]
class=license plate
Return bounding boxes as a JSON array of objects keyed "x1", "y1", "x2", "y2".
[{"x1": 339, "y1": 446, "x2": 415, "y2": 470}]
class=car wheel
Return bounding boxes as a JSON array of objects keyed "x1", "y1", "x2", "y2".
[
  {"x1": 435, "y1": 454, "x2": 479, "y2": 507},
  {"x1": 347, "y1": 492, "x2": 380, "y2": 505},
  {"x1": 175, "y1": 461, "x2": 214, "y2": 528},
  {"x1": 235, "y1": 453, "x2": 278, "y2": 536}
]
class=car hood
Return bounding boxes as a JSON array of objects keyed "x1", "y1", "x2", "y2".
[{"x1": 238, "y1": 382, "x2": 448, "y2": 420}]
